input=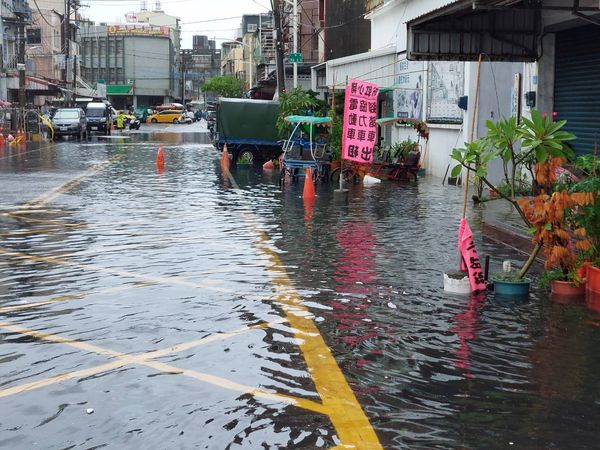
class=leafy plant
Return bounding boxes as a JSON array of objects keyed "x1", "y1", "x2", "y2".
[
  {"x1": 569, "y1": 155, "x2": 600, "y2": 267},
  {"x1": 518, "y1": 157, "x2": 593, "y2": 284},
  {"x1": 328, "y1": 110, "x2": 342, "y2": 162},
  {"x1": 276, "y1": 88, "x2": 325, "y2": 138},
  {"x1": 390, "y1": 139, "x2": 418, "y2": 162},
  {"x1": 450, "y1": 110, "x2": 576, "y2": 279},
  {"x1": 201, "y1": 76, "x2": 245, "y2": 98}
]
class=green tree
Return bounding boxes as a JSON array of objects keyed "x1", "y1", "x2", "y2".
[
  {"x1": 201, "y1": 76, "x2": 245, "y2": 98},
  {"x1": 276, "y1": 87, "x2": 325, "y2": 138}
]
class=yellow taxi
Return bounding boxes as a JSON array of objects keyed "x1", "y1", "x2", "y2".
[{"x1": 147, "y1": 110, "x2": 184, "y2": 124}]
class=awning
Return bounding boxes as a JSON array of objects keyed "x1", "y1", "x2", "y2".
[{"x1": 407, "y1": 0, "x2": 542, "y2": 62}]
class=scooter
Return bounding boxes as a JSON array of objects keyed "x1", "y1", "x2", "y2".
[{"x1": 128, "y1": 118, "x2": 141, "y2": 130}]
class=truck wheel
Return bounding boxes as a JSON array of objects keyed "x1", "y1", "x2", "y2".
[{"x1": 237, "y1": 147, "x2": 256, "y2": 165}]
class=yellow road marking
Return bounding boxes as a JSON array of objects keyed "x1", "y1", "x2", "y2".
[
  {"x1": 0, "y1": 320, "x2": 326, "y2": 414},
  {"x1": 0, "y1": 360, "x2": 128, "y2": 399},
  {"x1": 250, "y1": 227, "x2": 383, "y2": 449},
  {"x1": 0, "y1": 226, "x2": 87, "y2": 238},
  {"x1": 0, "y1": 283, "x2": 146, "y2": 314},
  {"x1": 222, "y1": 165, "x2": 382, "y2": 448},
  {"x1": 23, "y1": 155, "x2": 122, "y2": 208},
  {"x1": 0, "y1": 247, "x2": 234, "y2": 294}
]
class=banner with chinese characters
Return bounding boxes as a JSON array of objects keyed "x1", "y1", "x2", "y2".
[
  {"x1": 458, "y1": 218, "x2": 487, "y2": 292},
  {"x1": 342, "y1": 79, "x2": 379, "y2": 163}
]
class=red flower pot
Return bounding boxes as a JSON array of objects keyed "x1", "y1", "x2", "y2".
[
  {"x1": 551, "y1": 280, "x2": 586, "y2": 300},
  {"x1": 587, "y1": 265, "x2": 600, "y2": 294}
]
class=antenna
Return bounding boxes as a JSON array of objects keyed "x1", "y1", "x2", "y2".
[
  {"x1": 155, "y1": 0, "x2": 162, "y2": 11},
  {"x1": 141, "y1": 0, "x2": 147, "y2": 11}
]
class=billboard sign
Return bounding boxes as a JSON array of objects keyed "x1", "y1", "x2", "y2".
[{"x1": 106, "y1": 25, "x2": 170, "y2": 38}]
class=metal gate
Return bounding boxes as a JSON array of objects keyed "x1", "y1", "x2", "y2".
[{"x1": 555, "y1": 25, "x2": 600, "y2": 156}]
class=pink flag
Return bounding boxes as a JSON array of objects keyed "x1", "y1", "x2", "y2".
[
  {"x1": 458, "y1": 218, "x2": 487, "y2": 292},
  {"x1": 342, "y1": 79, "x2": 379, "y2": 163}
]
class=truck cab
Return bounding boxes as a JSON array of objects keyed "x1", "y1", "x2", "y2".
[{"x1": 86, "y1": 102, "x2": 112, "y2": 135}]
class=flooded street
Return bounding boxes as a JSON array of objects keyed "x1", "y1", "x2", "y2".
[{"x1": 2, "y1": 132, "x2": 600, "y2": 449}]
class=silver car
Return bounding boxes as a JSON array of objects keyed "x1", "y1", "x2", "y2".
[{"x1": 50, "y1": 108, "x2": 88, "y2": 140}]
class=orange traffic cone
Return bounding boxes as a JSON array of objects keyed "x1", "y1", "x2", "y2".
[
  {"x1": 156, "y1": 144, "x2": 165, "y2": 170},
  {"x1": 303, "y1": 167, "x2": 316, "y2": 200},
  {"x1": 220, "y1": 144, "x2": 230, "y2": 172},
  {"x1": 262, "y1": 159, "x2": 274, "y2": 170}
]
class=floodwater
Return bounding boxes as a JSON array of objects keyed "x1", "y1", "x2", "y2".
[{"x1": 1, "y1": 132, "x2": 600, "y2": 449}]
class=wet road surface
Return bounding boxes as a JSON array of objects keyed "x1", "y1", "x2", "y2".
[{"x1": 1, "y1": 131, "x2": 600, "y2": 449}]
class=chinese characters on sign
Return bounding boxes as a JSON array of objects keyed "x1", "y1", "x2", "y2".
[
  {"x1": 106, "y1": 25, "x2": 170, "y2": 38},
  {"x1": 342, "y1": 79, "x2": 379, "y2": 163},
  {"x1": 458, "y1": 218, "x2": 487, "y2": 292}
]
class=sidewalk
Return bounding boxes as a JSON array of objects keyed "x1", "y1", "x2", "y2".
[{"x1": 482, "y1": 199, "x2": 535, "y2": 256}]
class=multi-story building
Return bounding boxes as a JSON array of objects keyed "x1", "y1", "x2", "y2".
[
  {"x1": 181, "y1": 36, "x2": 220, "y2": 101},
  {"x1": 0, "y1": 0, "x2": 32, "y2": 103},
  {"x1": 79, "y1": 3, "x2": 181, "y2": 109}
]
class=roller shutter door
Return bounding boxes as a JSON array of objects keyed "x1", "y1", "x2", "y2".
[{"x1": 554, "y1": 25, "x2": 600, "y2": 156}]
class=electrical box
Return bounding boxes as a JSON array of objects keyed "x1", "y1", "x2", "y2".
[
  {"x1": 525, "y1": 91, "x2": 536, "y2": 108},
  {"x1": 457, "y1": 95, "x2": 468, "y2": 110}
]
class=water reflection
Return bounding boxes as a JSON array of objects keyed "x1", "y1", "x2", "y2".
[{"x1": 2, "y1": 133, "x2": 600, "y2": 448}]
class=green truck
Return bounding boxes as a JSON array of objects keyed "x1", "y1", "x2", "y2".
[{"x1": 215, "y1": 98, "x2": 282, "y2": 165}]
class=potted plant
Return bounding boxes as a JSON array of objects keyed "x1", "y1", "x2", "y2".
[
  {"x1": 568, "y1": 155, "x2": 600, "y2": 294},
  {"x1": 518, "y1": 156, "x2": 593, "y2": 298},
  {"x1": 450, "y1": 110, "x2": 576, "y2": 295}
]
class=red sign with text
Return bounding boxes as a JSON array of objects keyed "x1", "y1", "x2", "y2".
[
  {"x1": 458, "y1": 218, "x2": 487, "y2": 292},
  {"x1": 342, "y1": 79, "x2": 379, "y2": 163}
]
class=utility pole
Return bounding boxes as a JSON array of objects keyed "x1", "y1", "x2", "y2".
[
  {"x1": 292, "y1": 0, "x2": 297, "y2": 88},
  {"x1": 180, "y1": 53, "x2": 185, "y2": 103},
  {"x1": 271, "y1": 0, "x2": 285, "y2": 97},
  {"x1": 18, "y1": 21, "x2": 26, "y2": 109},
  {"x1": 63, "y1": 0, "x2": 71, "y2": 104}
]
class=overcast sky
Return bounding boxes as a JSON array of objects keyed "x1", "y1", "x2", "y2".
[{"x1": 82, "y1": 0, "x2": 272, "y2": 48}]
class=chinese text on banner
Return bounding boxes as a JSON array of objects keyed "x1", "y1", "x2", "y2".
[{"x1": 342, "y1": 79, "x2": 379, "y2": 163}]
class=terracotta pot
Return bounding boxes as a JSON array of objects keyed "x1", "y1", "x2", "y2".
[
  {"x1": 551, "y1": 280, "x2": 586, "y2": 298},
  {"x1": 587, "y1": 265, "x2": 600, "y2": 294},
  {"x1": 586, "y1": 289, "x2": 600, "y2": 313}
]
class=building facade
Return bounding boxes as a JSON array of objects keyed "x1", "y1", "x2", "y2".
[
  {"x1": 406, "y1": 0, "x2": 600, "y2": 157},
  {"x1": 181, "y1": 36, "x2": 221, "y2": 102},
  {"x1": 79, "y1": 23, "x2": 177, "y2": 109}
]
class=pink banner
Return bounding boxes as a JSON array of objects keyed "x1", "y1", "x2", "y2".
[
  {"x1": 342, "y1": 79, "x2": 379, "y2": 163},
  {"x1": 458, "y1": 218, "x2": 487, "y2": 292}
]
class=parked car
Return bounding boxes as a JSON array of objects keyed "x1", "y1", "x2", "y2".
[
  {"x1": 50, "y1": 108, "x2": 88, "y2": 140},
  {"x1": 86, "y1": 102, "x2": 112, "y2": 135},
  {"x1": 147, "y1": 110, "x2": 183, "y2": 124}
]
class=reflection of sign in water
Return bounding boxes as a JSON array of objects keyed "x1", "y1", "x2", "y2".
[
  {"x1": 427, "y1": 61, "x2": 464, "y2": 123},
  {"x1": 342, "y1": 79, "x2": 379, "y2": 163},
  {"x1": 395, "y1": 57, "x2": 424, "y2": 120}
]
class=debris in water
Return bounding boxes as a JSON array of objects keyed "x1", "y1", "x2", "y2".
[
  {"x1": 86, "y1": 408, "x2": 94, "y2": 415},
  {"x1": 387, "y1": 302, "x2": 397, "y2": 309}
]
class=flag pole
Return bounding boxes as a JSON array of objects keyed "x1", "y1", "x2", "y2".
[{"x1": 462, "y1": 53, "x2": 483, "y2": 219}]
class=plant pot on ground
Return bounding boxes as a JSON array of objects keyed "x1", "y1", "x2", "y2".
[
  {"x1": 451, "y1": 110, "x2": 576, "y2": 289},
  {"x1": 517, "y1": 156, "x2": 594, "y2": 299}
]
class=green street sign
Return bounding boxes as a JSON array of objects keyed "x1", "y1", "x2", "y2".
[{"x1": 289, "y1": 53, "x2": 303, "y2": 63}]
